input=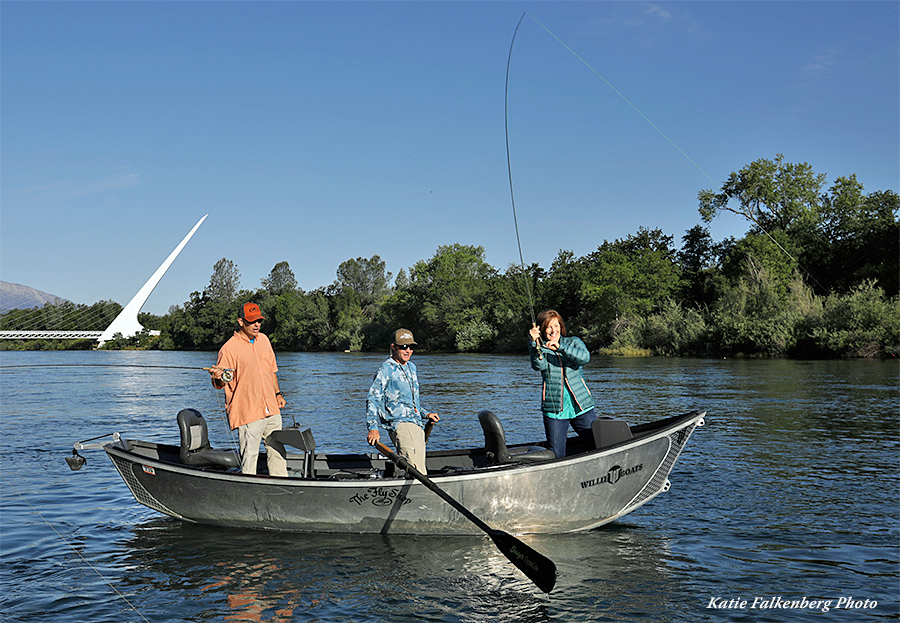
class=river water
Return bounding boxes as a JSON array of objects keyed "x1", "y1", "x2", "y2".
[{"x1": 1, "y1": 351, "x2": 897, "y2": 622}]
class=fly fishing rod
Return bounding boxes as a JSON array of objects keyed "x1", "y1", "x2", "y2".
[
  {"x1": 3, "y1": 362, "x2": 239, "y2": 451},
  {"x1": 24, "y1": 362, "x2": 243, "y2": 469},
  {"x1": 505, "y1": 13, "x2": 543, "y2": 359},
  {"x1": 0, "y1": 363, "x2": 234, "y2": 381},
  {"x1": 3, "y1": 362, "x2": 239, "y2": 453}
]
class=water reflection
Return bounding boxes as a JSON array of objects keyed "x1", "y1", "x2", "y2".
[{"x1": 115, "y1": 517, "x2": 687, "y2": 622}]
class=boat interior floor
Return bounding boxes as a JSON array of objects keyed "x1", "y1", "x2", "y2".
[{"x1": 154, "y1": 408, "x2": 673, "y2": 481}]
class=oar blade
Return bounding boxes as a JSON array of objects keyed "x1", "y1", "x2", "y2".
[
  {"x1": 373, "y1": 441, "x2": 557, "y2": 593},
  {"x1": 489, "y1": 529, "x2": 557, "y2": 593}
]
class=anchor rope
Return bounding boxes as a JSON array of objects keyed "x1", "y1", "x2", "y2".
[{"x1": 0, "y1": 471, "x2": 152, "y2": 623}]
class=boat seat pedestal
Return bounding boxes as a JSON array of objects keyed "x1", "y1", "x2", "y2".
[{"x1": 478, "y1": 410, "x2": 556, "y2": 464}]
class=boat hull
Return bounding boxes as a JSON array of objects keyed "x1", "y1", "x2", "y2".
[{"x1": 105, "y1": 410, "x2": 705, "y2": 534}]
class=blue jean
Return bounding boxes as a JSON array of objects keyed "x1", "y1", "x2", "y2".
[{"x1": 543, "y1": 408, "x2": 597, "y2": 459}]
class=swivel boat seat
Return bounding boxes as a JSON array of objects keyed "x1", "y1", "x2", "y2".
[
  {"x1": 478, "y1": 410, "x2": 556, "y2": 464},
  {"x1": 177, "y1": 408, "x2": 240, "y2": 469}
]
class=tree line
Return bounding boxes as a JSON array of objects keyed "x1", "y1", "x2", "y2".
[{"x1": 3, "y1": 155, "x2": 898, "y2": 358}]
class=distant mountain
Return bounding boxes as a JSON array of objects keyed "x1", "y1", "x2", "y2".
[{"x1": 0, "y1": 281, "x2": 68, "y2": 313}]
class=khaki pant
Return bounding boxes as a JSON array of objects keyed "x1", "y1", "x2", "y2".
[
  {"x1": 389, "y1": 421, "x2": 427, "y2": 475},
  {"x1": 238, "y1": 414, "x2": 287, "y2": 476}
]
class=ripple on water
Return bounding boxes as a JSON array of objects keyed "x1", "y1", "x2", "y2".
[{"x1": 1, "y1": 354, "x2": 898, "y2": 622}]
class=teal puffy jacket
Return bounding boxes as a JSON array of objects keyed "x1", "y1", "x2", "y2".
[{"x1": 529, "y1": 335, "x2": 596, "y2": 414}]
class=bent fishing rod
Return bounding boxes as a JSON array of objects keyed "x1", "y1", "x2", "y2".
[{"x1": 505, "y1": 13, "x2": 543, "y2": 359}]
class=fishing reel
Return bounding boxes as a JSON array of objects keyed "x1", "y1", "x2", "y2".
[{"x1": 204, "y1": 367, "x2": 234, "y2": 383}]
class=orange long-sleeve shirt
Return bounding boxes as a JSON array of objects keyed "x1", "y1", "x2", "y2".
[{"x1": 215, "y1": 330, "x2": 280, "y2": 429}]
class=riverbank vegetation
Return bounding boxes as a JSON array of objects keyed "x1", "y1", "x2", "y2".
[{"x1": 3, "y1": 155, "x2": 898, "y2": 358}]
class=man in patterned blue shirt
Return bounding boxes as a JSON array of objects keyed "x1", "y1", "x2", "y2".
[{"x1": 366, "y1": 328, "x2": 440, "y2": 474}]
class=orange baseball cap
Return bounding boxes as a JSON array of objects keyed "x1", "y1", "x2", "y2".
[{"x1": 240, "y1": 302, "x2": 265, "y2": 322}]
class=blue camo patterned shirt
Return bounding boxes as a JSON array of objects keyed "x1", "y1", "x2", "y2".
[{"x1": 366, "y1": 358, "x2": 430, "y2": 432}]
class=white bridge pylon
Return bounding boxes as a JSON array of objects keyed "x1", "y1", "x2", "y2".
[
  {"x1": 0, "y1": 215, "x2": 208, "y2": 343},
  {"x1": 95, "y1": 214, "x2": 208, "y2": 346}
]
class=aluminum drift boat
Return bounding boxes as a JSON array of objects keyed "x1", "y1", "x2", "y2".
[{"x1": 74, "y1": 409, "x2": 705, "y2": 535}]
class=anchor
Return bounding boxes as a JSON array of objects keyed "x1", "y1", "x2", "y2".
[
  {"x1": 65, "y1": 448, "x2": 86, "y2": 471},
  {"x1": 64, "y1": 433, "x2": 117, "y2": 471}
]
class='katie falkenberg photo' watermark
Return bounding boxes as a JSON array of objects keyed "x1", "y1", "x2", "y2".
[{"x1": 707, "y1": 596, "x2": 878, "y2": 613}]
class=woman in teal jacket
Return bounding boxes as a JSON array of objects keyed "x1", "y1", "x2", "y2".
[{"x1": 528, "y1": 309, "x2": 597, "y2": 458}]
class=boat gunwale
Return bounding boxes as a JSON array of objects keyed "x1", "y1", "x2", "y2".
[{"x1": 103, "y1": 410, "x2": 706, "y2": 488}]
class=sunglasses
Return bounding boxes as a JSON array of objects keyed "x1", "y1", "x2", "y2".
[
  {"x1": 243, "y1": 318, "x2": 263, "y2": 325},
  {"x1": 395, "y1": 344, "x2": 414, "y2": 351}
]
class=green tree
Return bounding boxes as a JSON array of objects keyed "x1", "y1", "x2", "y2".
[
  {"x1": 326, "y1": 255, "x2": 394, "y2": 350},
  {"x1": 579, "y1": 228, "x2": 682, "y2": 347},
  {"x1": 261, "y1": 289, "x2": 331, "y2": 351},
  {"x1": 607, "y1": 299, "x2": 709, "y2": 357},
  {"x1": 819, "y1": 180, "x2": 899, "y2": 296},
  {"x1": 206, "y1": 258, "x2": 241, "y2": 301},
  {"x1": 329, "y1": 288, "x2": 367, "y2": 351},
  {"x1": 678, "y1": 225, "x2": 725, "y2": 309},
  {"x1": 403, "y1": 244, "x2": 496, "y2": 350},
  {"x1": 698, "y1": 154, "x2": 828, "y2": 295},
  {"x1": 806, "y1": 281, "x2": 900, "y2": 358},
  {"x1": 721, "y1": 230, "x2": 801, "y2": 297},
  {"x1": 540, "y1": 250, "x2": 588, "y2": 327},
  {"x1": 485, "y1": 262, "x2": 544, "y2": 352},
  {"x1": 165, "y1": 259, "x2": 243, "y2": 350},
  {"x1": 261, "y1": 261, "x2": 298, "y2": 295},
  {"x1": 698, "y1": 153, "x2": 826, "y2": 233},
  {"x1": 300, "y1": 289, "x2": 334, "y2": 350},
  {"x1": 334, "y1": 256, "x2": 392, "y2": 304},
  {"x1": 711, "y1": 263, "x2": 819, "y2": 357}
]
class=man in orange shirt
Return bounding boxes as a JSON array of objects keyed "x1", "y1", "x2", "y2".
[{"x1": 208, "y1": 302, "x2": 287, "y2": 476}]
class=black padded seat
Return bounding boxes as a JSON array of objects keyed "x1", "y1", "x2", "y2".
[
  {"x1": 177, "y1": 408, "x2": 240, "y2": 469},
  {"x1": 592, "y1": 417, "x2": 633, "y2": 449},
  {"x1": 478, "y1": 410, "x2": 556, "y2": 464}
]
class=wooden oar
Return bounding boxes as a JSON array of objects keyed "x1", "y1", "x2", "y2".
[{"x1": 374, "y1": 441, "x2": 557, "y2": 593}]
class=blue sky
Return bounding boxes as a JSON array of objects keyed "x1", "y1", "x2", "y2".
[{"x1": 2, "y1": 1, "x2": 898, "y2": 316}]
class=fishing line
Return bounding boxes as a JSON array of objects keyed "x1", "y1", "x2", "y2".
[
  {"x1": 211, "y1": 386, "x2": 241, "y2": 456},
  {"x1": 0, "y1": 471, "x2": 152, "y2": 623},
  {"x1": 508, "y1": 12, "x2": 817, "y2": 289},
  {"x1": 520, "y1": 11, "x2": 716, "y2": 186}
]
